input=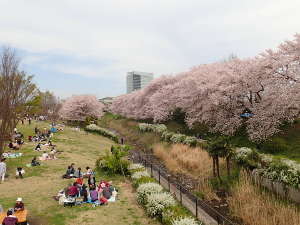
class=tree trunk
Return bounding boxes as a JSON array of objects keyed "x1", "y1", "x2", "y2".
[
  {"x1": 226, "y1": 156, "x2": 230, "y2": 176},
  {"x1": 212, "y1": 157, "x2": 216, "y2": 177},
  {"x1": 216, "y1": 156, "x2": 220, "y2": 179}
]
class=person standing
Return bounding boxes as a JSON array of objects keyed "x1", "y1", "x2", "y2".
[{"x1": 0, "y1": 158, "x2": 7, "y2": 183}]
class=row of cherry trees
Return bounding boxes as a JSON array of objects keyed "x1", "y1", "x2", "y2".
[{"x1": 111, "y1": 34, "x2": 300, "y2": 141}]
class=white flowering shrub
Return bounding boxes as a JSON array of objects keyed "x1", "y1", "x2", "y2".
[
  {"x1": 138, "y1": 123, "x2": 151, "y2": 132},
  {"x1": 182, "y1": 136, "x2": 197, "y2": 146},
  {"x1": 146, "y1": 192, "x2": 176, "y2": 218},
  {"x1": 172, "y1": 217, "x2": 202, "y2": 225},
  {"x1": 235, "y1": 147, "x2": 253, "y2": 162},
  {"x1": 260, "y1": 154, "x2": 273, "y2": 165},
  {"x1": 281, "y1": 159, "x2": 300, "y2": 172},
  {"x1": 138, "y1": 123, "x2": 167, "y2": 133},
  {"x1": 137, "y1": 183, "x2": 163, "y2": 205},
  {"x1": 85, "y1": 124, "x2": 119, "y2": 142},
  {"x1": 161, "y1": 131, "x2": 174, "y2": 142},
  {"x1": 170, "y1": 134, "x2": 186, "y2": 143},
  {"x1": 153, "y1": 124, "x2": 167, "y2": 133},
  {"x1": 129, "y1": 163, "x2": 145, "y2": 171},
  {"x1": 131, "y1": 170, "x2": 150, "y2": 180},
  {"x1": 259, "y1": 159, "x2": 300, "y2": 188}
]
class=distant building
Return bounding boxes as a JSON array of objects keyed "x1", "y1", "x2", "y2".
[
  {"x1": 126, "y1": 71, "x2": 154, "y2": 93},
  {"x1": 99, "y1": 97, "x2": 114, "y2": 105}
]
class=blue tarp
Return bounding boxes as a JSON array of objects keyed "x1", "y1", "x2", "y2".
[
  {"x1": 240, "y1": 113, "x2": 254, "y2": 118},
  {"x1": 50, "y1": 127, "x2": 58, "y2": 133}
]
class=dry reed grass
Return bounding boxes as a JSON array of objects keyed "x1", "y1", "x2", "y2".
[
  {"x1": 153, "y1": 143, "x2": 219, "y2": 199},
  {"x1": 228, "y1": 171, "x2": 300, "y2": 225}
]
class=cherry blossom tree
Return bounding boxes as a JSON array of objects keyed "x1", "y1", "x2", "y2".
[
  {"x1": 60, "y1": 95, "x2": 104, "y2": 121},
  {"x1": 110, "y1": 34, "x2": 300, "y2": 141}
]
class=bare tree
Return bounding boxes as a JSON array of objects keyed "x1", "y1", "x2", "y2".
[{"x1": 0, "y1": 47, "x2": 37, "y2": 155}]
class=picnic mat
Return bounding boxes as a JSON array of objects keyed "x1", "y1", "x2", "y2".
[{"x1": 0, "y1": 209, "x2": 28, "y2": 223}]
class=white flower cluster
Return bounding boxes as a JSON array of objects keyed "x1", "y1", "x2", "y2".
[
  {"x1": 131, "y1": 170, "x2": 150, "y2": 180},
  {"x1": 281, "y1": 159, "x2": 300, "y2": 172},
  {"x1": 183, "y1": 136, "x2": 198, "y2": 146},
  {"x1": 129, "y1": 163, "x2": 145, "y2": 171},
  {"x1": 170, "y1": 134, "x2": 186, "y2": 143},
  {"x1": 260, "y1": 154, "x2": 273, "y2": 164},
  {"x1": 234, "y1": 147, "x2": 300, "y2": 188},
  {"x1": 146, "y1": 192, "x2": 176, "y2": 217},
  {"x1": 234, "y1": 147, "x2": 253, "y2": 162},
  {"x1": 137, "y1": 182, "x2": 163, "y2": 205},
  {"x1": 139, "y1": 123, "x2": 198, "y2": 146},
  {"x1": 138, "y1": 123, "x2": 167, "y2": 133},
  {"x1": 172, "y1": 217, "x2": 202, "y2": 225},
  {"x1": 85, "y1": 124, "x2": 118, "y2": 142}
]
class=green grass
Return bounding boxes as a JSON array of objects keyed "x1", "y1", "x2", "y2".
[{"x1": 0, "y1": 120, "x2": 160, "y2": 225}]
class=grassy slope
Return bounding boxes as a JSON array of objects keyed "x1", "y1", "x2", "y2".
[{"x1": 0, "y1": 121, "x2": 159, "y2": 225}]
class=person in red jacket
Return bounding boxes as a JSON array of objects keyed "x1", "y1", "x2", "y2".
[
  {"x1": 2, "y1": 210, "x2": 18, "y2": 225},
  {"x1": 67, "y1": 183, "x2": 79, "y2": 197}
]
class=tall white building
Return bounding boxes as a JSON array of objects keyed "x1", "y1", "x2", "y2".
[{"x1": 126, "y1": 71, "x2": 154, "y2": 93}]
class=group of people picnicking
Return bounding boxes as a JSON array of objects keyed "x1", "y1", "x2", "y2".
[
  {"x1": 0, "y1": 198, "x2": 27, "y2": 225},
  {"x1": 0, "y1": 119, "x2": 63, "y2": 225},
  {"x1": 57, "y1": 163, "x2": 118, "y2": 207},
  {"x1": 0, "y1": 119, "x2": 118, "y2": 225}
]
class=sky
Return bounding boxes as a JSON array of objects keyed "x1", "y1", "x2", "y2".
[{"x1": 0, "y1": 0, "x2": 299, "y2": 99}]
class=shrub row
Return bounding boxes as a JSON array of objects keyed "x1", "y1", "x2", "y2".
[
  {"x1": 235, "y1": 147, "x2": 300, "y2": 188},
  {"x1": 85, "y1": 124, "x2": 119, "y2": 142},
  {"x1": 129, "y1": 163, "x2": 202, "y2": 225},
  {"x1": 138, "y1": 123, "x2": 198, "y2": 147}
]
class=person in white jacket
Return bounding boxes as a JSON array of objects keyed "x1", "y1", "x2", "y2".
[{"x1": 0, "y1": 158, "x2": 7, "y2": 183}]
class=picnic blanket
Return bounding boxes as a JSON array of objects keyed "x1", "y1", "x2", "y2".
[
  {"x1": 0, "y1": 209, "x2": 28, "y2": 223},
  {"x1": 2, "y1": 153, "x2": 23, "y2": 158}
]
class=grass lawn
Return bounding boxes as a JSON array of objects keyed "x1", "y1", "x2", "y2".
[{"x1": 0, "y1": 121, "x2": 159, "y2": 225}]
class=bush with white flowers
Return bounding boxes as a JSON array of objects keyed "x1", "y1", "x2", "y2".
[
  {"x1": 170, "y1": 134, "x2": 186, "y2": 143},
  {"x1": 146, "y1": 192, "x2": 176, "y2": 218},
  {"x1": 129, "y1": 163, "x2": 145, "y2": 171},
  {"x1": 138, "y1": 123, "x2": 167, "y2": 133},
  {"x1": 161, "y1": 131, "x2": 174, "y2": 142},
  {"x1": 234, "y1": 147, "x2": 253, "y2": 162},
  {"x1": 85, "y1": 124, "x2": 119, "y2": 142},
  {"x1": 131, "y1": 170, "x2": 150, "y2": 180},
  {"x1": 182, "y1": 136, "x2": 197, "y2": 146},
  {"x1": 137, "y1": 182, "x2": 163, "y2": 205},
  {"x1": 172, "y1": 217, "x2": 202, "y2": 225}
]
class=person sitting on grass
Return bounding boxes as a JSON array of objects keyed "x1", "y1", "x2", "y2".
[
  {"x1": 16, "y1": 138, "x2": 24, "y2": 145},
  {"x1": 14, "y1": 197, "x2": 25, "y2": 211},
  {"x1": 70, "y1": 163, "x2": 75, "y2": 174},
  {"x1": 15, "y1": 167, "x2": 25, "y2": 179},
  {"x1": 83, "y1": 166, "x2": 93, "y2": 178},
  {"x1": 2, "y1": 209, "x2": 18, "y2": 225},
  {"x1": 74, "y1": 167, "x2": 82, "y2": 178},
  {"x1": 81, "y1": 184, "x2": 88, "y2": 202},
  {"x1": 31, "y1": 157, "x2": 40, "y2": 166},
  {"x1": 40, "y1": 151, "x2": 49, "y2": 161},
  {"x1": 35, "y1": 143, "x2": 42, "y2": 151},
  {"x1": 87, "y1": 174, "x2": 96, "y2": 187},
  {"x1": 48, "y1": 149, "x2": 56, "y2": 160},
  {"x1": 63, "y1": 166, "x2": 72, "y2": 179},
  {"x1": 89, "y1": 185, "x2": 98, "y2": 202},
  {"x1": 68, "y1": 182, "x2": 79, "y2": 198}
]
